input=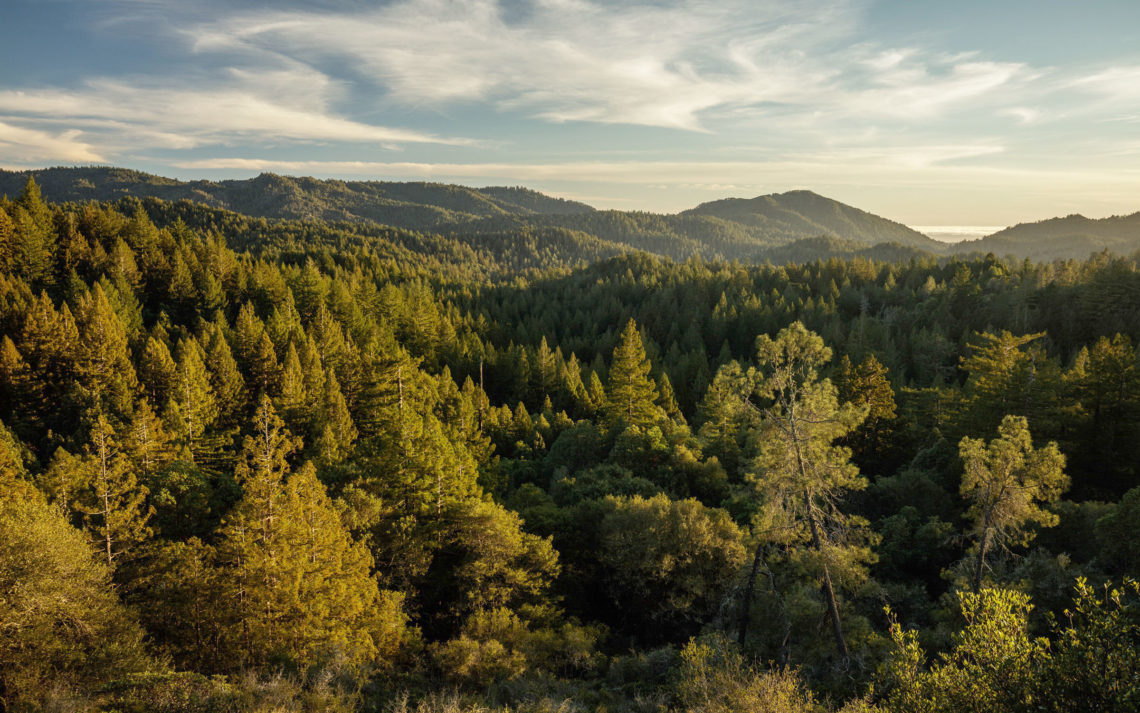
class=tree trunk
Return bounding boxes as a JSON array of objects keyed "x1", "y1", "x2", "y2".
[
  {"x1": 972, "y1": 525, "x2": 992, "y2": 592},
  {"x1": 738, "y1": 539, "x2": 764, "y2": 646},
  {"x1": 808, "y1": 508, "x2": 849, "y2": 666}
]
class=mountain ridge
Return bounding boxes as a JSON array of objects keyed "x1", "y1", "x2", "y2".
[{"x1": 7, "y1": 166, "x2": 1139, "y2": 264}]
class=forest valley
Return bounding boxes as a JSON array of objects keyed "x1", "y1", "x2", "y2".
[{"x1": 2, "y1": 177, "x2": 1140, "y2": 712}]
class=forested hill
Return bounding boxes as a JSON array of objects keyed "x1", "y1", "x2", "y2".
[
  {"x1": 0, "y1": 167, "x2": 597, "y2": 231},
  {"x1": 1, "y1": 167, "x2": 945, "y2": 263},
  {"x1": 959, "y1": 212, "x2": 1140, "y2": 260},
  {"x1": 683, "y1": 190, "x2": 940, "y2": 250},
  {"x1": 10, "y1": 166, "x2": 1140, "y2": 264}
]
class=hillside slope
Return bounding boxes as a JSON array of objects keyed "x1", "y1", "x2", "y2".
[
  {"x1": 956, "y1": 213, "x2": 1140, "y2": 260},
  {"x1": 0, "y1": 167, "x2": 943, "y2": 263},
  {"x1": 683, "y1": 190, "x2": 941, "y2": 250}
]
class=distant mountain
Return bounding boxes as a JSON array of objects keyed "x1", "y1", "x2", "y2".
[
  {"x1": 0, "y1": 167, "x2": 596, "y2": 231},
  {"x1": 0, "y1": 168, "x2": 939, "y2": 264},
  {"x1": 954, "y1": 213, "x2": 1140, "y2": 261},
  {"x1": 683, "y1": 190, "x2": 942, "y2": 251}
]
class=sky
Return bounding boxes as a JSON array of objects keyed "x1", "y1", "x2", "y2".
[{"x1": 2, "y1": 0, "x2": 1140, "y2": 226}]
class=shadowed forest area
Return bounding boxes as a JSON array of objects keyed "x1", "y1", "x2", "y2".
[{"x1": 2, "y1": 177, "x2": 1140, "y2": 712}]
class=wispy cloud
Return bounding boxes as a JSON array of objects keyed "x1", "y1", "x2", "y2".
[
  {"x1": 170, "y1": 144, "x2": 1015, "y2": 185},
  {"x1": 0, "y1": 62, "x2": 473, "y2": 164},
  {"x1": 0, "y1": 121, "x2": 106, "y2": 164},
  {"x1": 185, "y1": 0, "x2": 1024, "y2": 130}
]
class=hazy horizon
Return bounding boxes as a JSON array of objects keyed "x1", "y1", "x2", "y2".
[{"x1": 4, "y1": 1, "x2": 1140, "y2": 225}]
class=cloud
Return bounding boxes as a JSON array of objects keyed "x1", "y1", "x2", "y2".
[
  {"x1": 170, "y1": 144, "x2": 1012, "y2": 185},
  {"x1": 0, "y1": 121, "x2": 106, "y2": 164},
  {"x1": 1071, "y1": 66, "x2": 1140, "y2": 100},
  {"x1": 0, "y1": 62, "x2": 473, "y2": 164},
  {"x1": 184, "y1": 0, "x2": 1024, "y2": 130}
]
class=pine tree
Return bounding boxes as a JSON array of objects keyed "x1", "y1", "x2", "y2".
[
  {"x1": 741, "y1": 322, "x2": 870, "y2": 665},
  {"x1": 959, "y1": 415, "x2": 1068, "y2": 592},
  {"x1": 603, "y1": 319, "x2": 663, "y2": 431},
  {"x1": 125, "y1": 398, "x2": 180, "y2": 480},
  {"x1": 216, "y1": 396, "x2": 400, "y2": 670},
  {"x1": 75, "y1": 413, "x2": 153, "y2": 567},
  {"x1": 73, "y1": 283, "x2": 139, "y2": 417},
  {"x1": 137, "y1": 336, "x2": 178, "y2": 407},
  {"x1": 166, "y1": 337, "x2": 219, "y2": 459}
]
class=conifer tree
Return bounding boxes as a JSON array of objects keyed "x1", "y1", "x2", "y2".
[
  {"x1": 834, "y1": 354, "x2": 897, "y2": 469},
  {"x1": 0, "y1": 207, "x2": 15, "y2": 274},
  {"x1": 603, "y1": 319, "x2": 663, "y2": 431},
  {"x1": 125, "y1": 398, "x2": 180, "y2": 479},
  {"x1": 277, "y1": 340, "x2": 310, "y2": 433},
  {"x1": 167, "y1": 337, "x2": 218, "y2": 458},
  {"x1": 138, "y1": 336, "x2": 178, "y2": 407},
  {"x1": 75, "y1": 413, "x2": 153, "y2": 567},
  {"x1": 742, "y1": 322, "x2": 870, "y2": 665},
  {"x1": 695, "y1": 361, "x2": 750, "y2": 480},
  {"x1": 217, "y1": 396, "x2": 398, "y2": 670},
  {"x1": 0, "y1": 335, "x2": 37, "y2": 431},
  {"x1": 961, "y1": 330, "x2": 1058, "y2": 437},
  {"x1": 658, "y1": 372, "x2": 685, "y2": 424},
  {"x1": 204, "y1": 321, "x2": 247, "y2": 427},
  {"x1": 312, "y1": 369, "x2": 357, "y2": 465},
  {"x1": 10, "y1": 178, "x2": 56, "y2": 285},
  {"x1": 586, "y1": 369, "x2": 606, "y2": 416},
  {"x1": 959, "y1": 415, "x2": 1068, "y2": 591},
  {"x1": 249, "y1": 332, "x2": 281, "y2": 395},
  {"x1": 73, "y1": 283, "x2": 139, "y2": 417},
  {"x1": 0, "y1": 419, "x2": 36, "y2": 503}
]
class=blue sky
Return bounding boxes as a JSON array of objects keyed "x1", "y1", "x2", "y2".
[{"x1": 2, "y1": 0, "x2": 1139, "y2": 225}]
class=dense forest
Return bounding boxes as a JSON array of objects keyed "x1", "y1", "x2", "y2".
[{"x1": 2, "y1": 176, "x2": 1140, "y2": 712}]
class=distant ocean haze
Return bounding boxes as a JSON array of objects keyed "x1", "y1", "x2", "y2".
[{"x1": 911, "y1": 226, "x2": 1007, "y2": 243}]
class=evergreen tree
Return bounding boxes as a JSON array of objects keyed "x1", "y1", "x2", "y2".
[
  {"x1": 312, "y1": 369, "x2": 357, "y2": 465},
  {"x1": 125, "y1": 398, "x2": 181, "y2": 480},
  {"x1": 204, "y1": 321, "x2": 247, "y2": 427},
  {"x1": 959, "y1": 415, "x2": 1068, "y2": 591},
  {"x1": 603, "y1": 319, "x2": 663, "y2": 431},
  {"x1": 73, "y1": 283, "x2": 139, "y2": 417},
  {"x1": 834, "y1": 354, "x2": 897, "y2": 470},
  {"x1": 10, "y1": 178, "x2": 56, "y2": 285},
  {"x1": 217, "y1": 396, "x2": 398, "y2": 670},
  {"x1": 75, "y1": 413, "x2": 153, "y2": 567},
  {"x1": 742, "y1": 322, "x2": 870, "y2": 666},
  {"x1": 166, "y1": 337, "x2": 219, "y2": 459},
  {"x1": 138, "y1": 336, "x2": 178, "y2": 407}
]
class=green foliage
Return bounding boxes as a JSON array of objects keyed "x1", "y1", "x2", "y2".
[
  {"x1": 5, "y1": 183, "x2": 1140, "y2": 711},
  {"x1": 958, "y1": 415, "x2": 1068, "y2": 591},
  {"x1": 0, "y1": 494, "x2": 150, "y2": 709},
  {"x1": 216, "y1": 398, "x2": 402, "y2": 672},
  {"x1": 602, "y1": 319, "x2": 664, "y2": 431},
  {"x1": 596, "y1": 494, "x2": 747, "y2": 639},
  {"x1": 675, "y1": 634, "x2": 822, "y2": 713}
]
